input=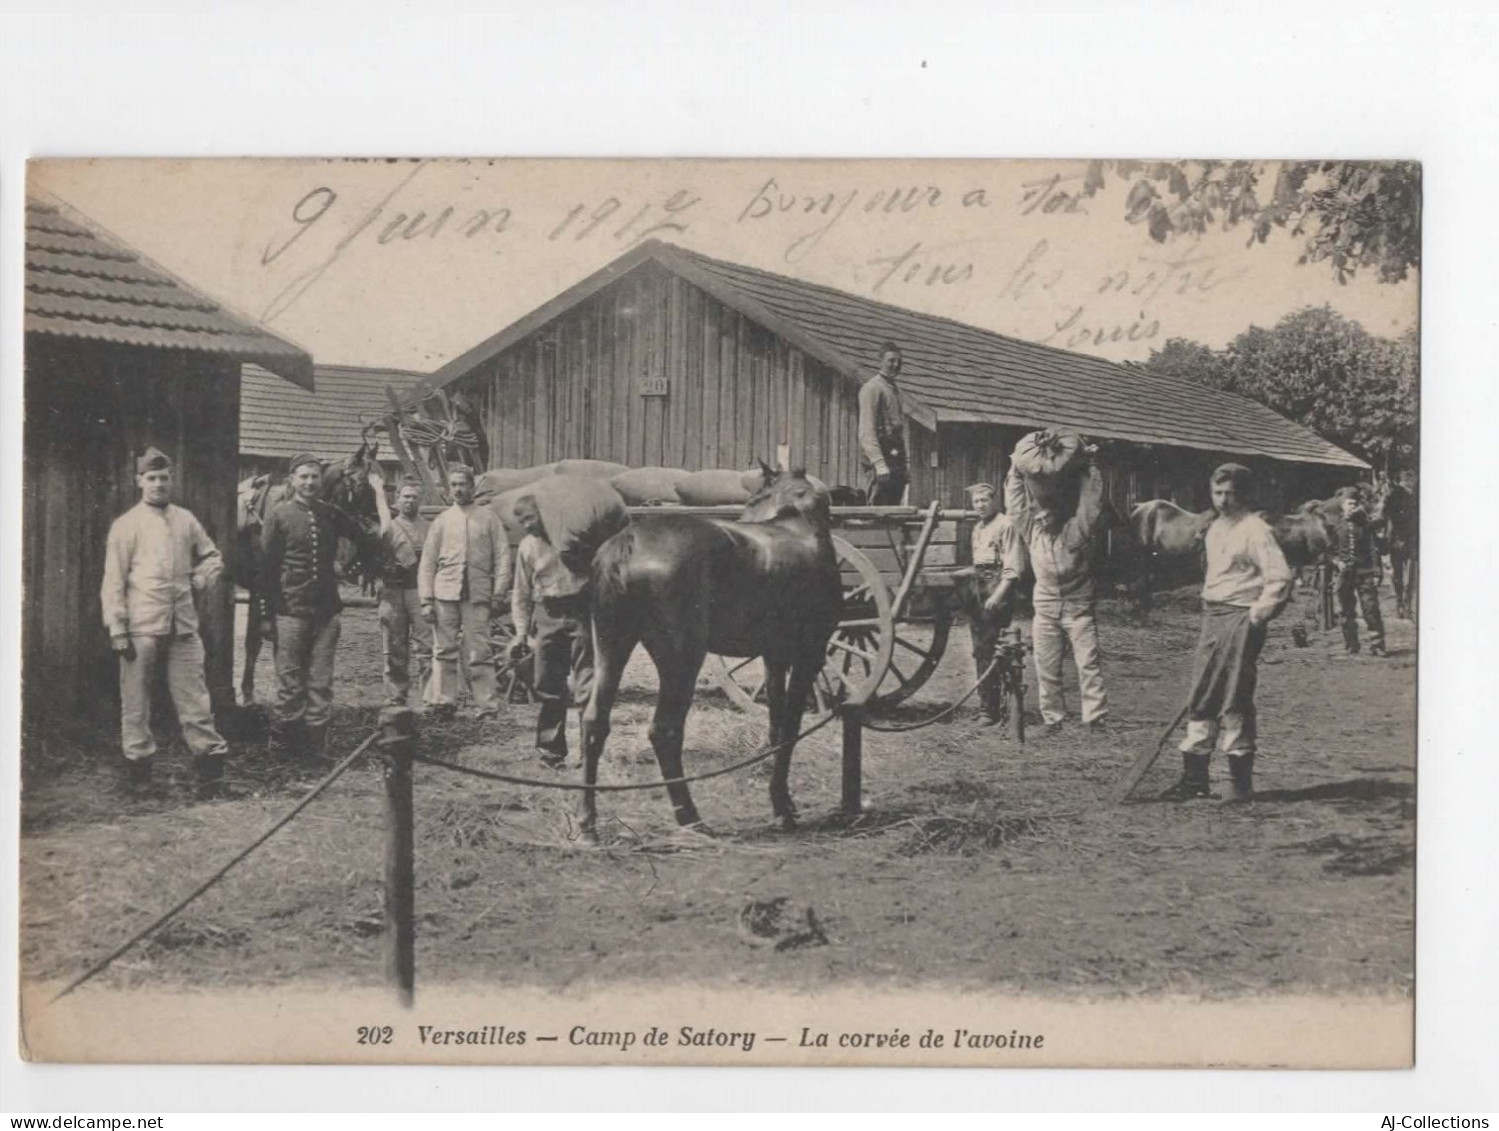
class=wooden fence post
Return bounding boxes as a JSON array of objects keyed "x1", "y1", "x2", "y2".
[
  {"x1": 841, "y1": 705, "x2": 863, "y2": 817},
  {"x1": 379, "y1": 706, "x2": 417, "y2": 1007}
]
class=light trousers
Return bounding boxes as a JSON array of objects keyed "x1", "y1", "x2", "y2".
[
  {"x1": 118, "y1": 632, "x2": 228, "y2": 762},
  {"x1": 431, "y1": 599, "x2": 497, "y2": 709},
  {"x1": 1180, "y1": 709, "x2": 1257, "y2": 756},
  {"x1": 379, "y1": 585, "x2": 433, "y2": 706},
  {"x1": 1031, "y1": 599, "x2": 1109, "y2": 726},
  {"x1": 274, "y1": 614, "x2": 341, "y2": 730}
]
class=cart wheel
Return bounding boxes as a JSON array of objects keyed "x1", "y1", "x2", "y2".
[
  {"x1": 707, "y1": 536, "x2": 894, "y2": 715},
  {"x1": 490, "y1": 609, "x2": 537, "y2": 704},
  {"x1": 865, "y1": 593, "x2": 954, "y2": 710}
]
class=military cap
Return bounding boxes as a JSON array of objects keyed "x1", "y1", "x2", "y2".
[{"x1": 136, "y1": 446, "x2": 172, "y2": 474}]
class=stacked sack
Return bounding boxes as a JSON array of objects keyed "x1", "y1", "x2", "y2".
[
  {"x1": 488, "y1": 474, "x2": 629, "y2": 575},
  {"x1": 477, "y1": 458, "x2": 828, "y2": 512},
  {"x1": 1010, "y1": 428, "x2": 1090, "y2": 516}
]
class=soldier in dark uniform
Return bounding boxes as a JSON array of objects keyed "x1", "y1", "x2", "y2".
[
  {"x1": 1335, "y1": 490, "x2": 1387, "y2": 656},
  {"x1": 858, "y1": 341, "x2": 912, "y2": 506},
  {"x1": 259, "y1": 452, "x2": 368, "y2": 762}
]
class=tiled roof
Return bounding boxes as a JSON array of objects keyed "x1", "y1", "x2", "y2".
[
  {"x1": 25, "y1": 197, "x2": 313, "y2": 388},
  {"x1": 241, "y1": 363, "x2": 425, "y2": 461},
  {"x1": 431, "y1": 239, "x2": 1366, "y2": 470}
]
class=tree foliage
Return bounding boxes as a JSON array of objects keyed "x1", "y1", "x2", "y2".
[
  {"x1": 1081, "y1": 160, "x2": 1421, "y2": 285},
  {"x1": 1140, "y1": 307, "x2": 1419, "y2": 470}
]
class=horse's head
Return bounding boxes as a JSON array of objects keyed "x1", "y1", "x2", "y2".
[
  {"x1": 739, "y1": 467, "x2": 831, "y2": 526},
  {"x1": 321, "y1": 439, "x2": 380, "y2": 516}
]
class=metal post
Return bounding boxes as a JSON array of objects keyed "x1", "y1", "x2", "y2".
[
  {"x1": 841, "y1": 705, "x2": 863, "y2": 817},
  {"x1": 379, "y1": 706, "x2": 417, "y2": 1007}
]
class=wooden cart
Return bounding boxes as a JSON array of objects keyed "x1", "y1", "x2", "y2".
[{"x1": 690, "y1": 502, "x2": 975, "y2": 715}]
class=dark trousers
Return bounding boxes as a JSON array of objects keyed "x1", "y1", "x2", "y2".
[
  {"x1": 865, "y1": 465, "x2": 910, "y2": 506},
  {"x1": 1337, "y1": 568, "x2": 1385, "y2": 652},
  {"x1": 533, "y1": 593, "x2": 594, "y2": 755},
  {"x1": 965, "y1": 569, "x2": 1014, "y2": 721}
]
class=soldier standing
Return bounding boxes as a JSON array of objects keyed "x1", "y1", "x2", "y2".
[
  {"x1": 963, "y1": 481, "x2": 1027, "y2": 725},
  {"x1": 100, "y1": 447, "x2": 230, "y2": 795},
  {"x1": 858, "y1": 341, "x2": 912, "y2": 506},
  {"x1": 1335, "y1": 490, "x2": 1387, "y2": 656},
  {"x1": 260, "y1": 452, "x2": 366, "y2": 763},
  {"x1": 368, "y1": 465, "x2": 433, "y2": 707},
  {"x1": 419, "y1": 464, "x2": 511, "y2": 720}
]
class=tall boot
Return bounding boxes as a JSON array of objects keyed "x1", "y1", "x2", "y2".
[
  {"x1": 194, "y1": 753, "x2": 237, "y2": 800},
  {"x1": 267, "y1": 720, "x2": 302, "y2": 763},
  {"x1": 1159, "y1": 751, "x2": 1213, "y2": 801},
  {"x1": 1227, "y1": 752, "x2": 1255, "y2": 802},
  {"x1": 303, "y1": 724, "x2": 331, "y2": 771}
]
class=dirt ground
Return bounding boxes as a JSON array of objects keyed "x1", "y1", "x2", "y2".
[{"x1": 20, "y1": 584, "x2": 1415, "y2": 999}]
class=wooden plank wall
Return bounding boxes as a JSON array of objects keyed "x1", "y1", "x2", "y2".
[
  {"x1": 24, "y1": 339, "x2": 241, "y2": 728},
  {"x1": 456, "y1": 266, "x2": 871, "y2": 489}
]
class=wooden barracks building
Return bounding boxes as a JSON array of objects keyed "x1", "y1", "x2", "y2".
[
  {"x1": 422, "y1": 240, "x2": 1366, "y2": 516},
  {"x1": 23, "y1": 196, "x2": 313, "y2": 727}
]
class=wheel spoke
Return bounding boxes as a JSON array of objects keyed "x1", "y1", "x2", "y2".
[
  {"x1": 893, "y1": 636, "x2": 932, "y2": 660},
  {"x1": 828, "y1": 638, "x2": 878, "y2": 663},
  {"x1": 887, "y1": 659, "x2": 910, "y2": 687},
  {"x1": 823, "y1": 664, "x2": 860, "y2": 691},
  {"x1": 838, "y1": 617, "x2": 884, "y2": 629}
]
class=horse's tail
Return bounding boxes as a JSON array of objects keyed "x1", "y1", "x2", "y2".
[{"x1": 591, "y1": 528, "x2": 635, "y2": 621}]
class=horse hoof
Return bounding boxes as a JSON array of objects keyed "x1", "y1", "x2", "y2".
[
  {"x1": 776, "y1": 813, "x2": 798, "y2": 833},
  {"x1": 679, "y1": 820, "x2": 714, "y2": 838}
]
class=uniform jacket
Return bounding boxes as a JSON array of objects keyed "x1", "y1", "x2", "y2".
[
  {"x1": 857, "y1": 374, "x2": 911, "y2": 476},
  {"x1": 1335, "y1": 511, "x2": 1383, "y2": 576},
  {"x1": 1202, "y1": 511, "x2": 1293, "y2": 618},
  {"x1": 418, "y1": 503, "x2": 512, "y2": 604},
  {"x1": 970, "y1": 511, "x2": 1028, "y2": 582},
  {"x1": 380, "y1": 513, "x2": 430, "y2": 589},
  {"x1": 511, "y1": 533, "x2": 589, "y2": 639},
  {"x1": 101, "y1": 502, "x2": 223, "y2": 637},
  {"x1": 1005, "y1": 463, "x2": 1107, "y2": 604},
  {"x1": 261, "y1": 496, "x2": 363, "y2": 620}
]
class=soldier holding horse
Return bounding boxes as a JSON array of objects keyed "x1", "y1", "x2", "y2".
[
  {"x1": 254, "y1": 450, "x2": 380, "y2": 763},
  {"x1": 235, "y1": 441, "x2": 381, "y2": 707}
]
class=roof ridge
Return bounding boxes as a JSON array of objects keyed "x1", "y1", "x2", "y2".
[{"x1": 659, "y1": 239, "x2": 1257, "y2": 406}]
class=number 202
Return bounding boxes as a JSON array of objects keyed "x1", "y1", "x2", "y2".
[{"x1": 357, "y1": 1026, "x2": 394, "y2": 1045}]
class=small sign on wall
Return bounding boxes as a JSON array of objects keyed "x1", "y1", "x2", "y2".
[{"x1": 638, "y1": 374, "x2": 668, "y2": 397}]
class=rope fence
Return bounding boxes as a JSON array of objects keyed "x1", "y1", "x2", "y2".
[{"x1": 45, "y1": 656, "x2": 1017, "y2": 1009}]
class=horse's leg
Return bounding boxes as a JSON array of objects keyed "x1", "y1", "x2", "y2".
[
  {"x1": 578, "y1": 625, "x2": 633, "y2": 841},
  {"x1": 242, "y1": 593, "x2": 262, "y2": 706},
  {"x1": 770, "y1": 655, "x2": 819, "y2": 829},
  {"x1": 761, "y1": 660, "x2": 795, "y2": 825},
  {"x1": 641, "y1": 636, "x2": 708, "y2": 829}
]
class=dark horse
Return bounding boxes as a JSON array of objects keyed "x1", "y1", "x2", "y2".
[
  {"x1": 581, "y1": 469, "x2": 842, "y2": 835},
  {"x1": 235, "y1": 441, "x2": 382, "y2": 705}
]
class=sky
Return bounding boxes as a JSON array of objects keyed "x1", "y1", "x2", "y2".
[{"x1": 31, "y1": 158, "x2": 1418, "y2": 375}]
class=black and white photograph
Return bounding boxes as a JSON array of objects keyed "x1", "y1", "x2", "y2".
[{"x1": 18, "y1": 156, "x2": 1420, "y2": 1068}]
